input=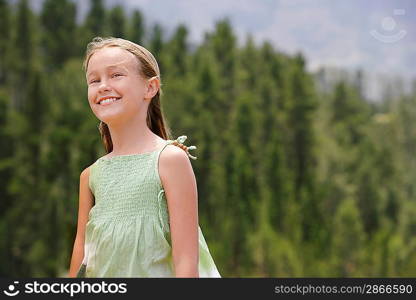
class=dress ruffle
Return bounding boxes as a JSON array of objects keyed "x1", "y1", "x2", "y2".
[{"x1": 78, "y1": 215, "x2": 221, "y2": 277}]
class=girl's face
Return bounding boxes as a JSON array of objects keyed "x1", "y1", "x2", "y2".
[{"x1": 86, "y1": 47, "x2": 152, "y2": 125}]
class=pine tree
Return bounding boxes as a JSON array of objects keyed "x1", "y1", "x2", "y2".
[
  {"x1": 85, "y1": 0, "x2": 106, "y2": 36},
  {"x1": 108, "y1": 5, "x2": 126, "y2": 38},
  {"x1": 225, "y1": 90, "x2": 263, "y2": 275},
  {"x1": 191, "y1": 49, "x2": 221, "y2": 225},
  {"x1": 331, "y1": 198, "x2": 366, "y2": 276},
  {"x1": 331, "y1": 81, "x2": 370, "y2": 145},
  {"x1": 148, "y1": 24, "x2": 164, "y2": 67},
  {"x1": 208, "y1": 18, "x2": 237, "y2": 130},
  {"x1": 129, "y1": 9, "x2": 145, "y2": 45},
  {"x1": 6, "y1": 70, "x2": 49, "y2": 276},
  {"x1": 167, "y1": 24, "x2": 188, "y2": 76},
  {"x1": 0, "y1": 0, "x2": 11, "y2": 85},
  {"x1": 211, "y1": 18, "x2": 236, "y2": 84},
  {"x1": 12, "y1": 0, "x2": 35, "y2": 111},
  {"x1": 40, "y1": 0, "x2": 77, "y2": 68},
  {"x1": 288, "y1": 53, "x2": 320, "y2": 242}
]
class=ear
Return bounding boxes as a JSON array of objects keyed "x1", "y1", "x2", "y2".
[{"x1": 144, "y1": 76, "x2": 160, "y2": 101}]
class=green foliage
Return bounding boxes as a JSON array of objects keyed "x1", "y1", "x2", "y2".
[
  {"x1": 85, "y1": 0, "x2": 106, "y2": 36},
  {"x1": 41, "y1": 0, "x2": 77, "y2": 68},
  {"x1": 108, "y1": 5, "x2": 126, "y2": 38},
  {"x1": 128, "y1": 10, "x2": 145, "y2": 45},
  {"x1": 330, "y1": 198, "x2": 366, "y2": 276},
  {"x1": 0, "y1": 1, "x2": 415, "y2": 277}
]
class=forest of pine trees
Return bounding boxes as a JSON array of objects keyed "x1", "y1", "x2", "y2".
[{"x1": 1, "y1": 0, "x2": 416, "y2": 277}]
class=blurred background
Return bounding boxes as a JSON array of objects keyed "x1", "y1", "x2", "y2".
[{"x1": 0, "y1": 0, "x2": 415, "y2": 277}]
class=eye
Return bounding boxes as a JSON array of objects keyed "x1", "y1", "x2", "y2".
[
  {"x1": 112, "y1": 73, "x2": 123, "y2": 78},
  {"x1": 89, "y1": 79, "x2": 99, "y2": 84}
]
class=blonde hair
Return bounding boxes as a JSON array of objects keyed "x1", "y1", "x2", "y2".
[{"x1": 83, "y1": 36, "x2": 172, "y2": 153}]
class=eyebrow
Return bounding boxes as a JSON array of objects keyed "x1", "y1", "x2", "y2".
[{"x1": 86, "y1": 65, "x2": 128, "y2": 78}]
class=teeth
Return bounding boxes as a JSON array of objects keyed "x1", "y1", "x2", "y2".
[{"x1": 99, "y1": 98, "x2": 120, "y2": 105}]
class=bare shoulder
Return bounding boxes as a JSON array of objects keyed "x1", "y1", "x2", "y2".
[
  {"x1": 80, "y1": 163, "x2": 95, "y2": 189},
  {"x1": 159, "y1": 144, "x2": 191, "y2": 167},
  {"x1": 159, "y1": 144, "x2": 194, "y2": 185},
  {"x1": 80, "y1": 165, "x2": 91, "y2": 180}
]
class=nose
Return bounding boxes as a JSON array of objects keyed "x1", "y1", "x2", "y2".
[{"x1": 98, "y1": 79, "x2": 111, "y2": 93}]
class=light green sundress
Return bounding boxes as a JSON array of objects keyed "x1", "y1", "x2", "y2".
[{"x1": 76, "y1": 136, "x2": 221, "y2": 278}]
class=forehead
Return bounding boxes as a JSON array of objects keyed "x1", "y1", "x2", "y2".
[{"x1": 87, "y1": 47, "x2": 139, "y2": 76}]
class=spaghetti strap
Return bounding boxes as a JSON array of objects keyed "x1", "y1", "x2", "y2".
[{"x1": 155, "y1": 135, "x2": 197, "y2": 234}]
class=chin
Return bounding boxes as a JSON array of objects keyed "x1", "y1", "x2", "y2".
[{"x1": 100, "y1": 112, "x2": 136, "y2": 127}]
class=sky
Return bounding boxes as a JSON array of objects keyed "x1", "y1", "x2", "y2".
[{"x1": 29, "y1": 0, "x2": 415, "y2": 99}]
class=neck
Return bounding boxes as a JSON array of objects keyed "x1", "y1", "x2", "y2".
[{"x1": 106, "y1": 114, "x2": 164, "y2": 155}]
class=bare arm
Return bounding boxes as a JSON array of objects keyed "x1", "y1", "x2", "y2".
[
  {"x1": 159, "y1": 145, "x2": 199, "y2": 278},
  {"x1": 68, "y1": 166, "x2": 95, "y2": 277}
]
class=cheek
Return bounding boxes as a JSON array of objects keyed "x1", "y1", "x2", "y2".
[
  {"x1": 120, "y1": 82, "x2": 144, "y2": 100},
  {"x1": 87, "y1": 86, "x2": 96, "y2": 103}
]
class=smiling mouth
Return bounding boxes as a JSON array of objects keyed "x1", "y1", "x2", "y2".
[{"x1": 98, "y1": 97, "x2": 122, "y2": 105}]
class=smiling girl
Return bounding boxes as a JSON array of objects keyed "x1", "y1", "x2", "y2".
[{"x1": 68, "y1": 37, "x2": 221, "y2": 278}]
